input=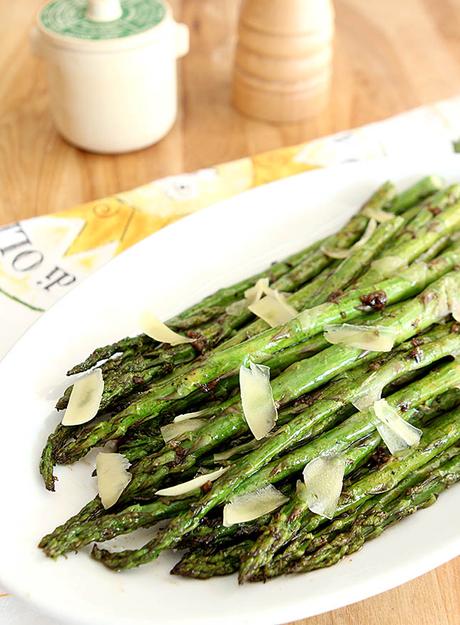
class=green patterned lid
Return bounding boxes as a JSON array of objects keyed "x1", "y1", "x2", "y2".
[{"x1": 39, "y1": 0, "x2": 166, "y2": 41}]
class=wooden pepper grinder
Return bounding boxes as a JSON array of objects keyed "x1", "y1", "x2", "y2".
[{"x1": 232, "y1": 0, "x2": 335, "y2": 123}]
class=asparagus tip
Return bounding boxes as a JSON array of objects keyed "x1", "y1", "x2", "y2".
[{"x1": 90, "y1": 544, "x2": 121, "y2": 571}]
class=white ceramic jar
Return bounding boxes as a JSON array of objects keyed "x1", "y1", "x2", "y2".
[{"x1": 32, "y1": 0, "x2": 189, "y2": 153}]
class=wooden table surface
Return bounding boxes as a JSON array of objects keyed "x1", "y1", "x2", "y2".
[{"x1": 1, "y1": 0, "x2": 460, "y2": 623}]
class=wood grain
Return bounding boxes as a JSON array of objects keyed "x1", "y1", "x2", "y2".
[{"x1": 0, "y1": 1, "x2": 459, "y2": 624}]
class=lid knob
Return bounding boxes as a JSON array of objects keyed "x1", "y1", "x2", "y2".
[{"x1": 86, "y1": 0, "x2": 123, "y2": 22}]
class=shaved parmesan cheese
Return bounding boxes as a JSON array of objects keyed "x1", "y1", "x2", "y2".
[
  {"x1": 373, "y1": 399, "x2": 422, "y2": 454},
  {"x1": 362, "y1": 207, "x2": 394, "y2": 222},
  {"x1": 140, "y1": 311, "x2": 194, "y2": 346},
  {"x1": 61, "y1": 369, "x2": 104, "y2": 426},
  {"x1": 324, "y1": 323, "x2": 396, "y2": 352},
  {"x1": 244, "y1": 278, "x2": 270, "y2": 305},
  {"x1": 355, "y1": 218, "x2": 377, "y2": 248},
  {"x1": 301, "y1": 455, "x2": 346, "y2": 519},
  {"x1": 352, "y1": 375, "x2": 384, "y2": 411},
  {"x1": 240, "y1": 362, "x2": 278, "y2": 440},
  {"x1": 371, "y1": 256, "x2": 408, "y2": 278},
  {"x1": 173, "y1": 410, "x2": 207, "y2": 423},
  {"x1": 352, "y1": 356, "x2": 409, "y2": 411},
  {"x1": 223, "y1": 485, "x2": 288, "y2": 527},
  {"x1": 229, "y1": 278, "x2": 297, "y2": 322},
  {"x1": 96, "y1": 452, "x2": 131, "y2": 509},
  {"x1": 426, "y1": 275, "x2": 460, "y2": 326},
  {"x1": 322, "y1": 218, "x2": 377, "y2": 260},
  {"x1": 160, "y1": 419, "x2": 207, "y2": 443},
  {"x1": 226, "y1": 278, "x2": 271, "y2": 316},
  {"x1": 249, "y1": 293, "x2": 297, "y2": 327},
  {"x1": 243, "y1": 278, "x2": 297, "y2": 328},
  {"x1": 155, "y1": 467, "x2": 227, "y2": 497},
  {"x1": 321, "y1": 246, "x2": 350, "y2": 259}
]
